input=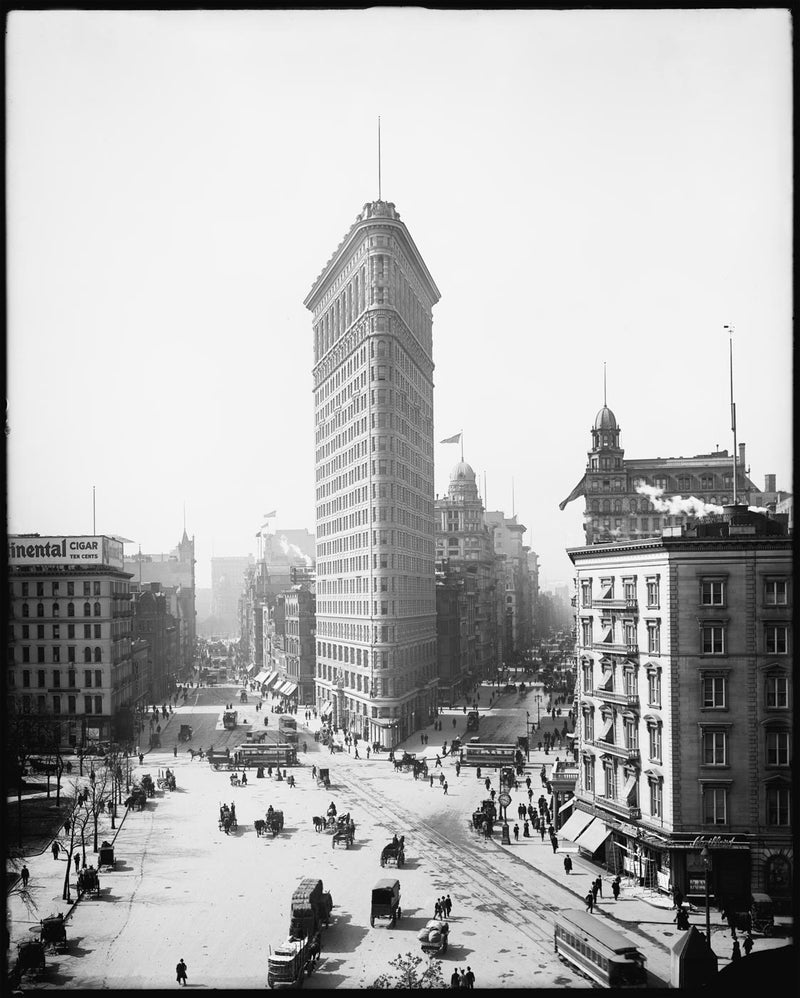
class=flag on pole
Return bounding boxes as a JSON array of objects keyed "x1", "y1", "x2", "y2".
[
  {"x1": 440, "y1": 433, "x2": 461, "y2": 444},
  {"x1": 263, "y1": 510, "x2": 276, "y2": 518}
]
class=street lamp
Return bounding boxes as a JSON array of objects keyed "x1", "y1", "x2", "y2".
[
  {"x1": 700, "y1": 847, "x2": 712, "y2": 945},
  {"x1": 525, "y1": 711, "x2": 531, "y2": 762}
]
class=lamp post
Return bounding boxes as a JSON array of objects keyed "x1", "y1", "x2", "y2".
[
  {"x1": 700, "y1": 847, "x2": 712, "y2": 945},
  {"x1": 525, "y1": 711, "x2": 531, "y2": 761},
  {"x1": 535, "y1": 694, "x2": 542, "y2": 726}
]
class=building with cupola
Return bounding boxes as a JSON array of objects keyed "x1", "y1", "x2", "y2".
[
  {"x1": 434, "y1": 459, "x2": 503, "y2": 698},
  {"x1": 560, "y1": 401, "x2": 760, "y2": 544},
  {"x1": 305, "y1": 199, "x2": 439, "y2": 746}
]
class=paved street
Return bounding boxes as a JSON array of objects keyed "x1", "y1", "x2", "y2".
[{"x1": 7, "y1": 682, "x2": 782, "y2": 989}]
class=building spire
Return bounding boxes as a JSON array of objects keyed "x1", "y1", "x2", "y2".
[{"x1": 603, "y1": 361, "x2": 607, "y2": 407}]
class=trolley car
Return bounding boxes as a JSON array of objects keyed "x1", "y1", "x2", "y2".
[{"x1": 554, "y1": 909, "x2": 647, "y2": 988}]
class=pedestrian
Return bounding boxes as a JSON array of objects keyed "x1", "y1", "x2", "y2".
[
  {"x1": 527, "y1": 788, "x2": 533, "y2": 803},
  {"x1": 731, "y1": 939, "x2": 742, "y2": 961},
  {"x1": 366, "y1": 746, "x2": 370, "y2": 759},
  {"x1": 443, "y1": 780, "x2": 448, "y2": 795},
  {"x1": 675, "y1": 907, "x2": 690, "y2": 931},
  {"x1": 585, "y1": 891, "x2": 594, "y2": 913},
  {"x1": 459, "y1": 969, "x2": 468, "y2": 987},
  {"x1": 429, "y1": 774, "x2": 434, "y2": 788},
  {"x1": 139, "y1": 753, "x2": 144, "y2": 765},
  {"x1": 73, "y1": 853, "x2": 80, "y2": 872},
  {"x1": 465, "y1": 966, "x2": 474, "y2": 989},
  {"x1": 539, "y1": 824, "x2": 545, "y2": 841},
  {"x1": 592, "y1": 878, "x2": 600, "y2": 903},
  {"x1": 743, "y1": 933, "x2": 754, "y2": 956},
  {"x1": 445, "y1": 895, "x2": 452, "y2": 917},
  {"x1": 612, "y1": 876, "x2": 621, "y2": 901},
  {"x1": 450, "y1": 969, "x2": 460, "y2": 989},
  {"x1": 490, "y1": 788, "x2": 496, "y2": 802},
  {"x1": 173, "y1": 744, "x2": 178, "y2": 758},
  {"x1": 523, "y1": 820, "x2": 530, "y2": 838},
  {"x1": 672, "y1": 885, "x2": 683, "y2": 910},
  {"x1": 176, "y1": 957, "x2": 188, "y2": 985},
  {"x1": 435, "y1": 755, "x2": 442, "y2": 768},
  {"x1": 484, "y1": 777, "x2": 491, "y2": 792},
  {"x1": 595, "y1": 876, "x2": 603, "y2": 898},
  {"x1": 64, "y1": 818, "x2": 71, "y2": 835},
  {"x1": 563, "y1": 855, "x2": 572, "y2": 875},
  {"x1": 452, "y1": 717, "x2": 457, "y2": 728},
  {"x1": 551, "y1": 833, "x2": 559, "y2": 853},
  {"x1": 435, "y1": 899, "x2": 442, "y2": 918},
  {"x1": 525, "y1": 776, "x2": 531, "y2": 790},
  {"x1": 354, "y1": 746, "x2": 360, "y2": 759},
  {"x1": 52, "y1": 841, "x2": 60, "y2": 861},
  {"x1": 513, "y1": 823, "x2": 519, "y2": 841},
  {"x1": 455, "y1": 762, "x2": 461, "y2": 777},
  {"x1": 21, "y1": 865, "x2": 30, "y2": 888}
]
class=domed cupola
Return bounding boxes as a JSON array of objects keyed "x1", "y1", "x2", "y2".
[
  {"x1": 591, "y1": 403, "x2": 621, "y2": 451},
  {"x1": 594, "y1": 405, "x2": 618, "y2": 432},
  {"x1": 448, "y1": 459, "x2": 479, "y2": 501}
]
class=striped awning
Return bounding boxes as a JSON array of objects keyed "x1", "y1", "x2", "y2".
[
  {"x1": 320, "y1": 702, "x2": 333, "y2": 717},
  {"x1": 281, "y1": 681, "x2": 298, "y2": 696},
  {"x1": 254, "y1": 671, "x2": 269, "y2": 684},
  {"x1": 263, "y1": 672, "x2": 280, "y2": 690}
]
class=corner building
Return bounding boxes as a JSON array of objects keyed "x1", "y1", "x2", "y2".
[{"x1": 305, "y1": 201, "x2": 440, "y2": 746}]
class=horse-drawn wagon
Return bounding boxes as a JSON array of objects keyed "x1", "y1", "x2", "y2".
[
  {"x1": 98, "y1": 841, "x2": 115, "y2": 869},
  {"x1": 15, "y1": 940, "x2": 45, "y2": 979},
  {"x1": 332, "y1": 819, "x2": 355, "y2": 849},
  {"x1": 380, "y1": 836, "x2": 405, "y2": 868},
  {"x1": 140, "y1": 773, "x2": 155, "y2": 798},
  {"x1": 179, "y1": 724, "x2": 193, "y2": 742},
  {"x1": 316, "y1": 766, "x2": 331, "y2": 788},
  {"x1": 267, "y1": 932, "x2": 320, "y2": 988},
  {"x1": 125, "y1": 788, "x2": 147, "y2": 810},
  {"x1": 418, "y1": 918, "x2": 449, "y2": 955},
  {"x1": 266, "y1": 808, "x2": 284, "y2": 836},
  {"x1": 77, "y1": 866, "x2": 100, "y2": 898},
  {"x1": 370, "y1": 879, "x2": 401, "y2": 927},
  {"x1": 38, "y1": 913, "x2": 68, "y2": 952}
]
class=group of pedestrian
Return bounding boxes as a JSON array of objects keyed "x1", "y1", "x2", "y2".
[
  {"x1": 434, "y1": 895, "x2": 453, "y2": 918},
  {"x1": 449, "y1": 967, "x2": 475, "y2": 988}
]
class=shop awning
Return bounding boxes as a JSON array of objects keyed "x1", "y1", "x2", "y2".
[
  {"x1": 263, "y1": 673, "x2": 280, "y2": 690},
  {"x1": 559, "y1": 808, "x2": 594, "y2": 842},
  {"x1": 246, "y1": 663, "x2": 258, "y2": 676},
  {"x1": 320, "y1": 702, "x2": 333, "y2": 717},
  {"x1": 254, "y1": 671, "x2": 269, "y2": 684},
  {"x1": 575, "y1": 818, "x2": 613, "y2": 853},
  {"x1": 280, "y1": 682, "x2": 298, "y2": 696},
  {"x1": 558, "y1": 797, "x2": 575, "y2": 814}
]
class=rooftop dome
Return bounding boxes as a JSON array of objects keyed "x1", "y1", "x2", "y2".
[
  {"x1": 594, "y1": 405, "x2": 618, "y2": 431},
  {"x1": 450, "y1": 460, "x2": 476, "y2": 482}
]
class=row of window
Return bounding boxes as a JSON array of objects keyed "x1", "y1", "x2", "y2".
[
  {"x1": 14, "y1": 580, "x2": 102, "y2": 597},
  {"x1": 12, "y1": 623, "x2": 102, "y2": 640},
  {"x1": 579, "y1": 618, "x2": 790, "y2": 656},
  {"x1": 582, "y1": 576, "x2": 789, "y2": 608},
  {"x1": 10, "y1": 669, "x2": 104, "y2": 688},
  {"x1": 14, "y1": 694, "x2": 104, "y2": 715},
  {"x1": 11, "y1": 645, "x2": 104, "y2": 665},
  {"x1": 16, "y1": 601, "x2": 102, "y2": 618}
]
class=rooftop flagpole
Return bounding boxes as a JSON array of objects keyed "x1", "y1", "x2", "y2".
[
  {"x1": 378, "y1": 116, "x2": 381, "y2": 201},
  {"x1": 724, "y1": 325, "x2": 738, "y2": 505}
]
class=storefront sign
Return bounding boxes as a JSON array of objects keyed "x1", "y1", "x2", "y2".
[{"x1": 670, "y1": 835, "x2": 750, "y2": 851}]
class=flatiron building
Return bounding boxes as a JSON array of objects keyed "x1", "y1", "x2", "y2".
[{"x1": 305, "y1": 200, "x2": 440, "y2": 745}]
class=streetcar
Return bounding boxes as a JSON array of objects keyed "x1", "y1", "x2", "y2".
[
  {"x1": 553, "y1": 909, "x2": 647, "y2": 988},
  {"x1": 461, "y1": 743, "x2": 517, "y2": 767}
]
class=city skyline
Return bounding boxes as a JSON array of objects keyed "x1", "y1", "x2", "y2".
[{"x1": 7, "y1": 9, "x2": 792, "y2": 592}]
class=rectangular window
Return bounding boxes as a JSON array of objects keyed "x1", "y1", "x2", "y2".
[
  {"x1": 622, "y1": 577, "x2": 636, "y2": 601},
  {"x1": 766, "y1": 675, "x2": 789, "y2": 709},
  {"x1": 580, "y1": 579, "x2": 592, "y2": 607},
  {"x1": 67, "y1": 582, "x2": 74, "y2": 596},
  {"x1": 84, "y1": 670, "x2": 92, "y2": 688},
  {"x1": 53, "y1": 624, "x2": 60, "y2": 639},
  {"x1": 53, "y1": 695, "x2": 61, "y2": 715},
  {"x1": 83, "y1": 582, "x2": 91, "y2": 596},
  {"x1": 766, "y1": 731, "x2": 790, "y2": 766},
  {"x1": 765, "y1": 625, "x2": 788, "y2": 655},
  {"x1": 68, "y1": 695, "x2": 76, "y2": 714},
  {"x1": 703, "y1": 787, "x2": 727, "y2": 825},
  {"x1": 604, "y1": 765, "x2": 617, "y2": 799},
  {"x1": 581, "y1": 661, "x2": 593, "y2": 692},
  {"x1": 648, "y1": 725, "x2": 662, "y2": 762},
  {"x1": 646, "y1": 576, "x2": 660, "y2": 608},
  {"x1": 22, "y1": 646, "x2": 30, "y2": 664},
  {"x1": 68, "y1": 646, "x2": 75, "y2": 663},
  {"x1": 766, "y1": 786, "x2": 791, "y2": 826},
  {"x1": 581, "y1": 619, "x2": 593, "y2": 646},
  {"x1": 647, "y1": 621, "x2": 660, "y2": 654},
  {"x1": 52, "y1": 670, "x2": 61, "y2": 688},
  {"x1": 84, "y1": 624, "x2": 92, "y2": 639},
  {"x1": 94, "y1": 624, "x2": 101, "y2": 638},
  {"x1": 68, "y1": 670, "x2": 76, "y2": 688},
  {"x1": 94, "y1": 669, "x2": 102, "y2": 687},
  {"x1": 94, "y1": 695, "x2": 102, "y2": 714},
  {"x1": 583, "y1": 710, "x2": 594, "y2": 742},
  {"x1": 702, "y1": 730, "x2": 727, "y2": 766},
  {"x1": 701, "y1": 624, "x2": 725, "y2": 655},
  {"x1": 599, "y1": 577, "x2": 614, "y2": 600},
  {"x1": 649, "y1": 780, "x2": 663, "y2": 818},
  {"x1": 700, "y1": 580, "x2": 726, "y2": 606},
  {"x1": 37, "y1": 646, "x2": 46, "y2": 664},
  {"x1": 84, "y1": 696, "x2": 93, "y2": 714},
  {"x1": 583, "y1": 758, "x2": 594, "y2": 793},
  {"x1": 67, "y1": 624, "x2": 75, "y2": 639},
  {"x1": 37, "y1": 669, "x2": 45, "y2": 687},
  {"x1": 702, "y1": 676, "x2": 726, "y2": 709},
  {"x1": 764, "y1": 579, "x2": 788, "y2": 606},
  {"x1": 22, "y1": 669, "x2": 30, "y2": 688}
]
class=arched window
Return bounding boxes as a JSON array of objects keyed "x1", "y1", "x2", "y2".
[
  {"x1": 52, "y1": 603, "x2": 60, "y2": 617},
  {"x1": 22, "y1": 603, "x2": 29, "y2": 618},
  {"x1": 67, "y1": 602, "x2": 75, "y2": 617},
  {"x1": 93, "y1": 602, "x2": 101, "y2": 617},
  {"x1": 613, "y1": 500, "x2": 622, "y2": 513},
  {"x1": 94, "y1": 647, "x2": 102, "y2": 663},
  {"x1": 629, "y1": 499, "x2": 637, "y2": 513},
  {"x1": 83, "y1": 647, "x2": 92, "y2": 663},
  {"x1": 602, "y1": 500, "x2": 611, "y2": 513},
  {"x1": 591, "y1": 500, "x2": 599, "y2": 513},
  {"x1": 83, "y1": 602, "x2": 91, "y2": 617},
  {"x1": 37, "y1": 603, "x2": 44, "y2": 617}
]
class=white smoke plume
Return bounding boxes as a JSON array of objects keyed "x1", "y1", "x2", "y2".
[
  {"x1": 279, "y1": 535, "x2": 313, "y2": 567},
  {"x1": 636, "y1": 485, "x2": 724, "y2": 518}
]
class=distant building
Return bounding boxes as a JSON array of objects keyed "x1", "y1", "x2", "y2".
[
  {"x1": 484, "y1": 511, "x2": 534, "y2": 661},
  {"x1": 565, "y1": 506, "x2": 792, "y2": 907},
  {"x1": 560, "y1": 401, "x2": 759, "y2": 544},
  {"x1": 211, "y1": 555, "x2": 254, "y2": 638},
  {"x1": 7, "y1": 534, "x2": 134, "y2": 750}
]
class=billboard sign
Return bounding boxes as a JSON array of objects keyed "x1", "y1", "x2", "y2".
[{"x1": 8, "y1": 535, "x2": 125, "y2": 570}]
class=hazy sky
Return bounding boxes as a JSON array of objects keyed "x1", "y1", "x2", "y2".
[{"x1": 7, "y1": 9, "x2": 792, "y2": 591}]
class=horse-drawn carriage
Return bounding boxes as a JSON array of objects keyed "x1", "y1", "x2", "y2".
[
  {"x1": 370, "y1": 878, "x2": 402, "y2": 928},
  {"x1": 39, "y1": 913, "x2": 68, "y2": 952},
  {"x1": 125, "y1": 788, "x2": 147, "y2": 810},
  {"x1": 179, "y1": 724, "x2": 193, "y2": 742},
  {"x1": 332, "y1": 818, "x2": 355, "y2": 849},
  {"x1": 218, "y1": 804, "x2": 237, "y2": 834},
  {"x1": 14, "y1": 940, "x2": 45, "y2": 979},
  {"x1": 394, "y1": 752, "x2": 417, "y2": 773},
  {"x1": 317, "y1": 767, "x2": 331, "y2": 789},
  {"x1": 157, "y1": 768, "x2": 177, "y2": 791},
  {"x1": 77, "y1": 866, "x2": 100, "y2": 898},
  {"x1": 140, "y1": 773, "x2": 155, "y2": 798},
  {"x1": 380, "y1": 836, "x2": 405, "y2": 868},
  {"x1": 266, "y1": 808, "x2": 285, "y2": 836},
  {"x1": 98, "y1": 841, "x2": 115, "y2": 869}
]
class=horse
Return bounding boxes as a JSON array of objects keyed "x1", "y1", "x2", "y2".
[
  {"x1": 312, "y1": 816, "x2": 324, "y2": 833},
  {"x1": 254, "y1": 819, "x2": 266, "y2": 837}
]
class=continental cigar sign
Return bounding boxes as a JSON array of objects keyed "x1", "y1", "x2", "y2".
[{"x1": 8, "y1": 535, "x2": 124, "y2": 569}]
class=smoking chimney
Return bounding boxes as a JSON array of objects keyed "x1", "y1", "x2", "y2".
[
  {"x1": 738, "y1": 442, "x2": 746, "y2": 471},
  {"x1": 765, "y1": 473, "x2": 776, "y2": 493}
]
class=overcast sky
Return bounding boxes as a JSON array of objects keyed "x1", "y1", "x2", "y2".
[{"x1": 7, "y1": 9, "x2": 792, "y2": 591}]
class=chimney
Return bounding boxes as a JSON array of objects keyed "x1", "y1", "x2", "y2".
[
  {"x1": 738, "y1": 442, "x2": 746, "y2": 471},
  {"x1": 765, "y1": 473, "x2": 776, "y2": 493}
]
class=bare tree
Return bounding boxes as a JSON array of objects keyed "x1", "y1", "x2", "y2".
[
  {"x1": 61, "y1": 783, "x2": 93, "y2": 902},
  {"x1": 7, "y1": 856, "x2": 39, "y2": 918}
]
